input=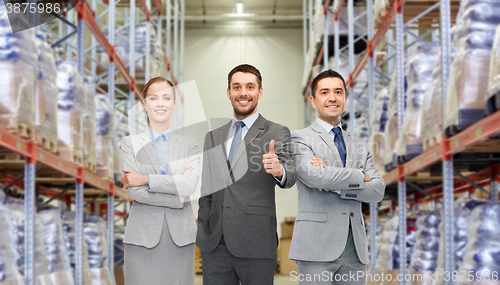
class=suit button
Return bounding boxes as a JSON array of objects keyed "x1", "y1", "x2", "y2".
[{"x1": 350, "y1": 212, "x2": 354, "y2": 217}]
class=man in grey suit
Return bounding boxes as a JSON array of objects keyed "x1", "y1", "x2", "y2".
[
  {"x1": 289, "y1": 69, "x2": 385, "y2": 284},
  {"x1": 196, "y1": 64, "x2": 297, "y2": 285}
]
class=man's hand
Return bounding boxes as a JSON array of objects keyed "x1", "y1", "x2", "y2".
[
  {"x1": 183, "y1": 166, "x2": 193, "y2": 174},
  {"x1": 311, "y1": 157, "x2": 326, "y2": 167},
  {"x1": 122, "y1": 169, "x2": 148, "y2": 189},
  {"x1": 262, "y1": 140, "x2": 283, "y2": 179},
  {"x1": 364, "y1": 174, "x2": 371, "y2": 182}
]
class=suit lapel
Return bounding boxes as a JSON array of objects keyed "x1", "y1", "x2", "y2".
[
  {"x1": 139, "y1": 130, "x2": 162, "y2": 174},
  {"x1": 218, "y1": 121, "x2": 232, "y2": 162},
  {"x1": 310, "y1": 121, "x2": 342, "y2": 164}
]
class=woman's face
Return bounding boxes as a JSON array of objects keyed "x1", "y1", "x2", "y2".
[{"x1": 142, "y1": 81, "x2": 176, "y2": 124}]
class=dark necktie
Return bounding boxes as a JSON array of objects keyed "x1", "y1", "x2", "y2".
[
  {"x1": 332, "y1": 126, "x2": 347, "y2": 167},
  {"x1": 228, "y1": 121, "x2": 245, "y2": 168}
]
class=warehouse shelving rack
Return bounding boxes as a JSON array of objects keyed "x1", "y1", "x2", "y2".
[
  {"x1": 303, "y1": 0, "x2": 500, "y2": 283},
  {"x1": 0, "y1": 0, "x2": 185, "y2": 284}
]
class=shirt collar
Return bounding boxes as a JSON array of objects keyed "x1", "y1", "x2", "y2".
[
  {"x1": 148, "y1": 127, "x2": 172, "y2": 142},
  {"x1": 316, "y1": 118, "x2": 342, "y2": 134},
  {"x1": 232, "y1": 112, "x2": 259, "y2": 130}
]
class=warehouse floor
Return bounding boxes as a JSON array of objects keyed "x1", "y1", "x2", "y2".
[{"x1": 194, "y1": 275, "x2": 297, "y2": 284}]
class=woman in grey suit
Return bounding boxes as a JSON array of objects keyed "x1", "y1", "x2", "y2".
[{"x1": 120, "y1": 76, "x2": 200, "y2": 285}]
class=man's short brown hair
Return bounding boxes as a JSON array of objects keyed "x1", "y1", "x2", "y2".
[
  {"x1": 228, "y1": 64, "x2": 263, "y2": 89},
  {"x1": 311, "y1": 69, "x2": 347, "y2": 98}
]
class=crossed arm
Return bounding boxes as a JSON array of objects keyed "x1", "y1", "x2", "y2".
[{"x1": 120, "y1": 136, "x2": 198, "y2": 208}]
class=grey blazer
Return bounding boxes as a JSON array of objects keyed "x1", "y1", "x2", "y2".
[
  {"x1": 288, "y1": 121, "x2": 385, "y2": 264},
  {"x1": 120, "y1": 130, "x2": 200, "y2": 248},
  {"x1": 196, "y1": 114, "x2": 297, "y2": 259}
]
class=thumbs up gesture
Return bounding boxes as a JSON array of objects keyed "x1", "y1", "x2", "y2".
[{"x1": 262, "y1": 140, "x2": 283, "y2": 179}]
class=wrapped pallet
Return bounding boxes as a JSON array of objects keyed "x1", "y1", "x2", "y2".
[
  {"x1": 383, "y1": 71, "x2": 406, "y2": 172},
  {"x1": 37, "y1": 205, "x2": 75, "y2": 285},
  {"x1": 432, "y1": 200, "x2": 487, "y2": 285},
  {"x1": 83, "y1": 77, "x2": 97, "y2": 173},
  {"x1": 356, "y1": 112, "x2": 370, "y2": 142},
  {"x1": 95, "y1": 94, "x2": 114, "y2": 180},
  {"x1": 486, "y1": 25, "x2": 500, "y2": 114},
  {"x1": 62, "y1": 211, "x2": 92, "y2": 285},
  {"x1": 151, "y1": 42, "x2": 167, "y2": 78},
  {"x1": 444, "y1": 0, "x2": 500, "y2": 137},
  {"x1": 0, "y1": 191, "x2": 23, "y2": 285},
  {"x1": 114, "y1": 113, "x2": 129, "y2": 181},
  {"x1": 97, "y1": 24, "x2": 156, "y2": 78},
  {"x1": 409, "y1": 211, "x2": 441, "y2": 285},
  {"x1": 0, "y1": 1, "x2": 37, "y2": 138},
  {"x1": 397, "y1": 42, "x2": 439, "y2": 163},
  {"x1": 4, "y1": 198, "x2": 51, "y2": 284},
  {"x1": 35, "y1": 32, "x2": 58, "y2": 152},
  {"x1": 370, "y1": 87, "x2": 390, "y2": 169},
  {"x1": 374, "y1": 215, "x2": 416, "y2": 285},
  {"x1": 84, "y1": 215, "x2": 113, "y2": 285},
  {"x1": 457, "y1": 202, "x2": 500, "y2": 285},
  {"x1": 56, "y1": 61, "x2": 86, "y2": 165}
]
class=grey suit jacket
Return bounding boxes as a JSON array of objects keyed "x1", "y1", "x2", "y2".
[
  {"x1": 196, "y1": 114, "x2": 297, "y2": 259},
  {"x1": 120, "y1": 130, "x2": 200, "y2": 248},
  {"x1": 288, "y1": 121, "x2": 385, "y2": 264}
]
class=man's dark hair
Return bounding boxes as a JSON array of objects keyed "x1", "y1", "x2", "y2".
[
  {"x1": 228, "y1": 64, "x2": 263, "y2": 89},
  {"x1": 310, "y1": 69, "x2": 347, "y2": 98}
]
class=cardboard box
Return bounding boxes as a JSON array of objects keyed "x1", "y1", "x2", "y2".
[
  {"x1": 281, "y1": 217, "x2": 296, "y2": 239},
  {"x1": 114, "y1": 265, "x2": 124, "y2": 285},
  {"x1": 279, "y1": 238, "x2": 297, "y2": 275}
]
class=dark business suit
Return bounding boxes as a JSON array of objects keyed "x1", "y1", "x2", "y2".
[{"x1": 196, "y1": 114, "x2": 297, "y2": 284}]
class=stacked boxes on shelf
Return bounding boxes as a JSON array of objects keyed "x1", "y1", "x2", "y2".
[
  {"x1": 83, "y1": 77, "x2": 97, "y2": 173},
  {"x1": 279, "y1": 217, "x2": 297, "y2": 275},
  {"x1": 95, "y1": 94, "x2": 115, "y2": 180}
]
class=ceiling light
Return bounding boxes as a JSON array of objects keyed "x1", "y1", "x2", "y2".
[{"x1": 236, "y1": 2, "x2": 243, "y2": 14}]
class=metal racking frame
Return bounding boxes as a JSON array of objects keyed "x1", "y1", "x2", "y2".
[
  {"x1": 2, "y1": 0, "x2": 185, "y2": 283},
  {"x1": 303, "y1": 0, "x2": 500, "y2": 283}
]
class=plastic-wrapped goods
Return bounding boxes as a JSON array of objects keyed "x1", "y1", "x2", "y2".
[
  {"x1": 486, "y1": 25, "x2": 500, "y2": 114},
  {"x1": 151, "y1": 42, "x2": 167, "y2": 78},
  {"x1": 61, "y1": 211, "x2": 92, "y2": 285},
  {"x1": 409, "y1": 211, "x2": 441, "y2": 285},
  {"x1": 37, "y1": 205, "x2": 75, "y2": 285},
  {"x1": 0, "y1": 191, "x2": 23, "y2": 285},
  {"x1": 0, "y1": 1, "x2": 37, "y2": 135},
  {"x1": 115, "y1": 113, "x2": 129, "y2": 181},
  {"x1": 374, "y1": 0, "x2": 387, "y2": 21},
  {"x1": 397, "y1": 42, "x2": 440, "y2": 163},
  {"x1": 383, "y1": 70, "x2": 407, "y2": 172},
  {"x1": 56, "y1": 61, "x2": 86, "y2": 163},
  {"x1": 84, "y1": 215, "x2": 112, "y2": 285},
  {"x1": 432, "y1": 200, "x2": 488, "y2": 285},
  {"x1": 95, "y1": 94, "x2": 114, "y2": 179},
  {"x1": 83, "y1": 77, "x2": 97, "y2": 172},
  {"x1": 356, "y1": 113, "x2": 370, "y2": 142},
  {"x1": 457, "y1": 202, "x2": 500, "y2": 285},
  {"x1": 444, "y1": 0, "x2": 500, "y2": 137},
  {"x1": 3, "y1": 198, "x2": 51, "y2": 284},
  {"x1": 35, "y1": 31, "x2": 58, "y2": 151},
  {"x1": 370, "y1": 87, "x2": 390, "y2": 169},
  {"x1": 97, "y1": 24, "x2": 156, "y2": 78}
]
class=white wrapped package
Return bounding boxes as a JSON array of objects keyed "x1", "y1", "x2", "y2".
[
  {"x1": 83, "y1": 77, "x2": 97, "y2": 170},
  {"x1": 3, "y1": 198, "x2": 51, "y2": 285},
  {"x1": 151, "y1": 42, "x2": 167, "y2": 78},
  {"x1": 432, "y1": 200, "x2": 487, "y2": 285},
  {"x1": 115, "y1": 113, "x2": 129, "y2": 180},
  {"x1": 486, "y1": 25, "x2": 500, "y2": 114},
  {"x1": 95, "y1": 94, "x2": 114, "y2": 179},
  {"x1": 397, "y1": 42, "x2": 439, "y2": 162},
  {"x1": 356, "y1": 112, "x2": 370, "y2": 142},
  {"x1": 457, "y1": 202, "x2": 500, "y2": 285},
  {"x1": 0, "y1": 191, "x2": 23, "y2": 285},
  {"x1": 84, "y1": 215, "x2": 112, "y2": 285},
  {"x1": 37, "y1": 205, "x2": 75, "y2": 285},
  {"x1": 35, "y1": 32, "x2": 58, "y2": 149},
  {"x1": 444, "y1": 0, "x2": 500, "y2": 136},
  {"x1": 383, "y1": 71, "x2": 405, "y2": 171},
  {"x1": 408, "y1": 211, "x2": 441, "y2": 285},
  {"x1": 61, "y1": 211, "x2": 92, "y2": 285},
  {"x1": 56, "y1": 61, "x2": 86, "y2": 161},
  {"x1": 370, "y1": 87, "x2": 390, "y2": 168}
]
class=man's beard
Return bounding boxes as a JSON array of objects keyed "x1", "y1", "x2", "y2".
[{"x1": 232, "y1": 100, "x2": 257, "y2": 117}]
